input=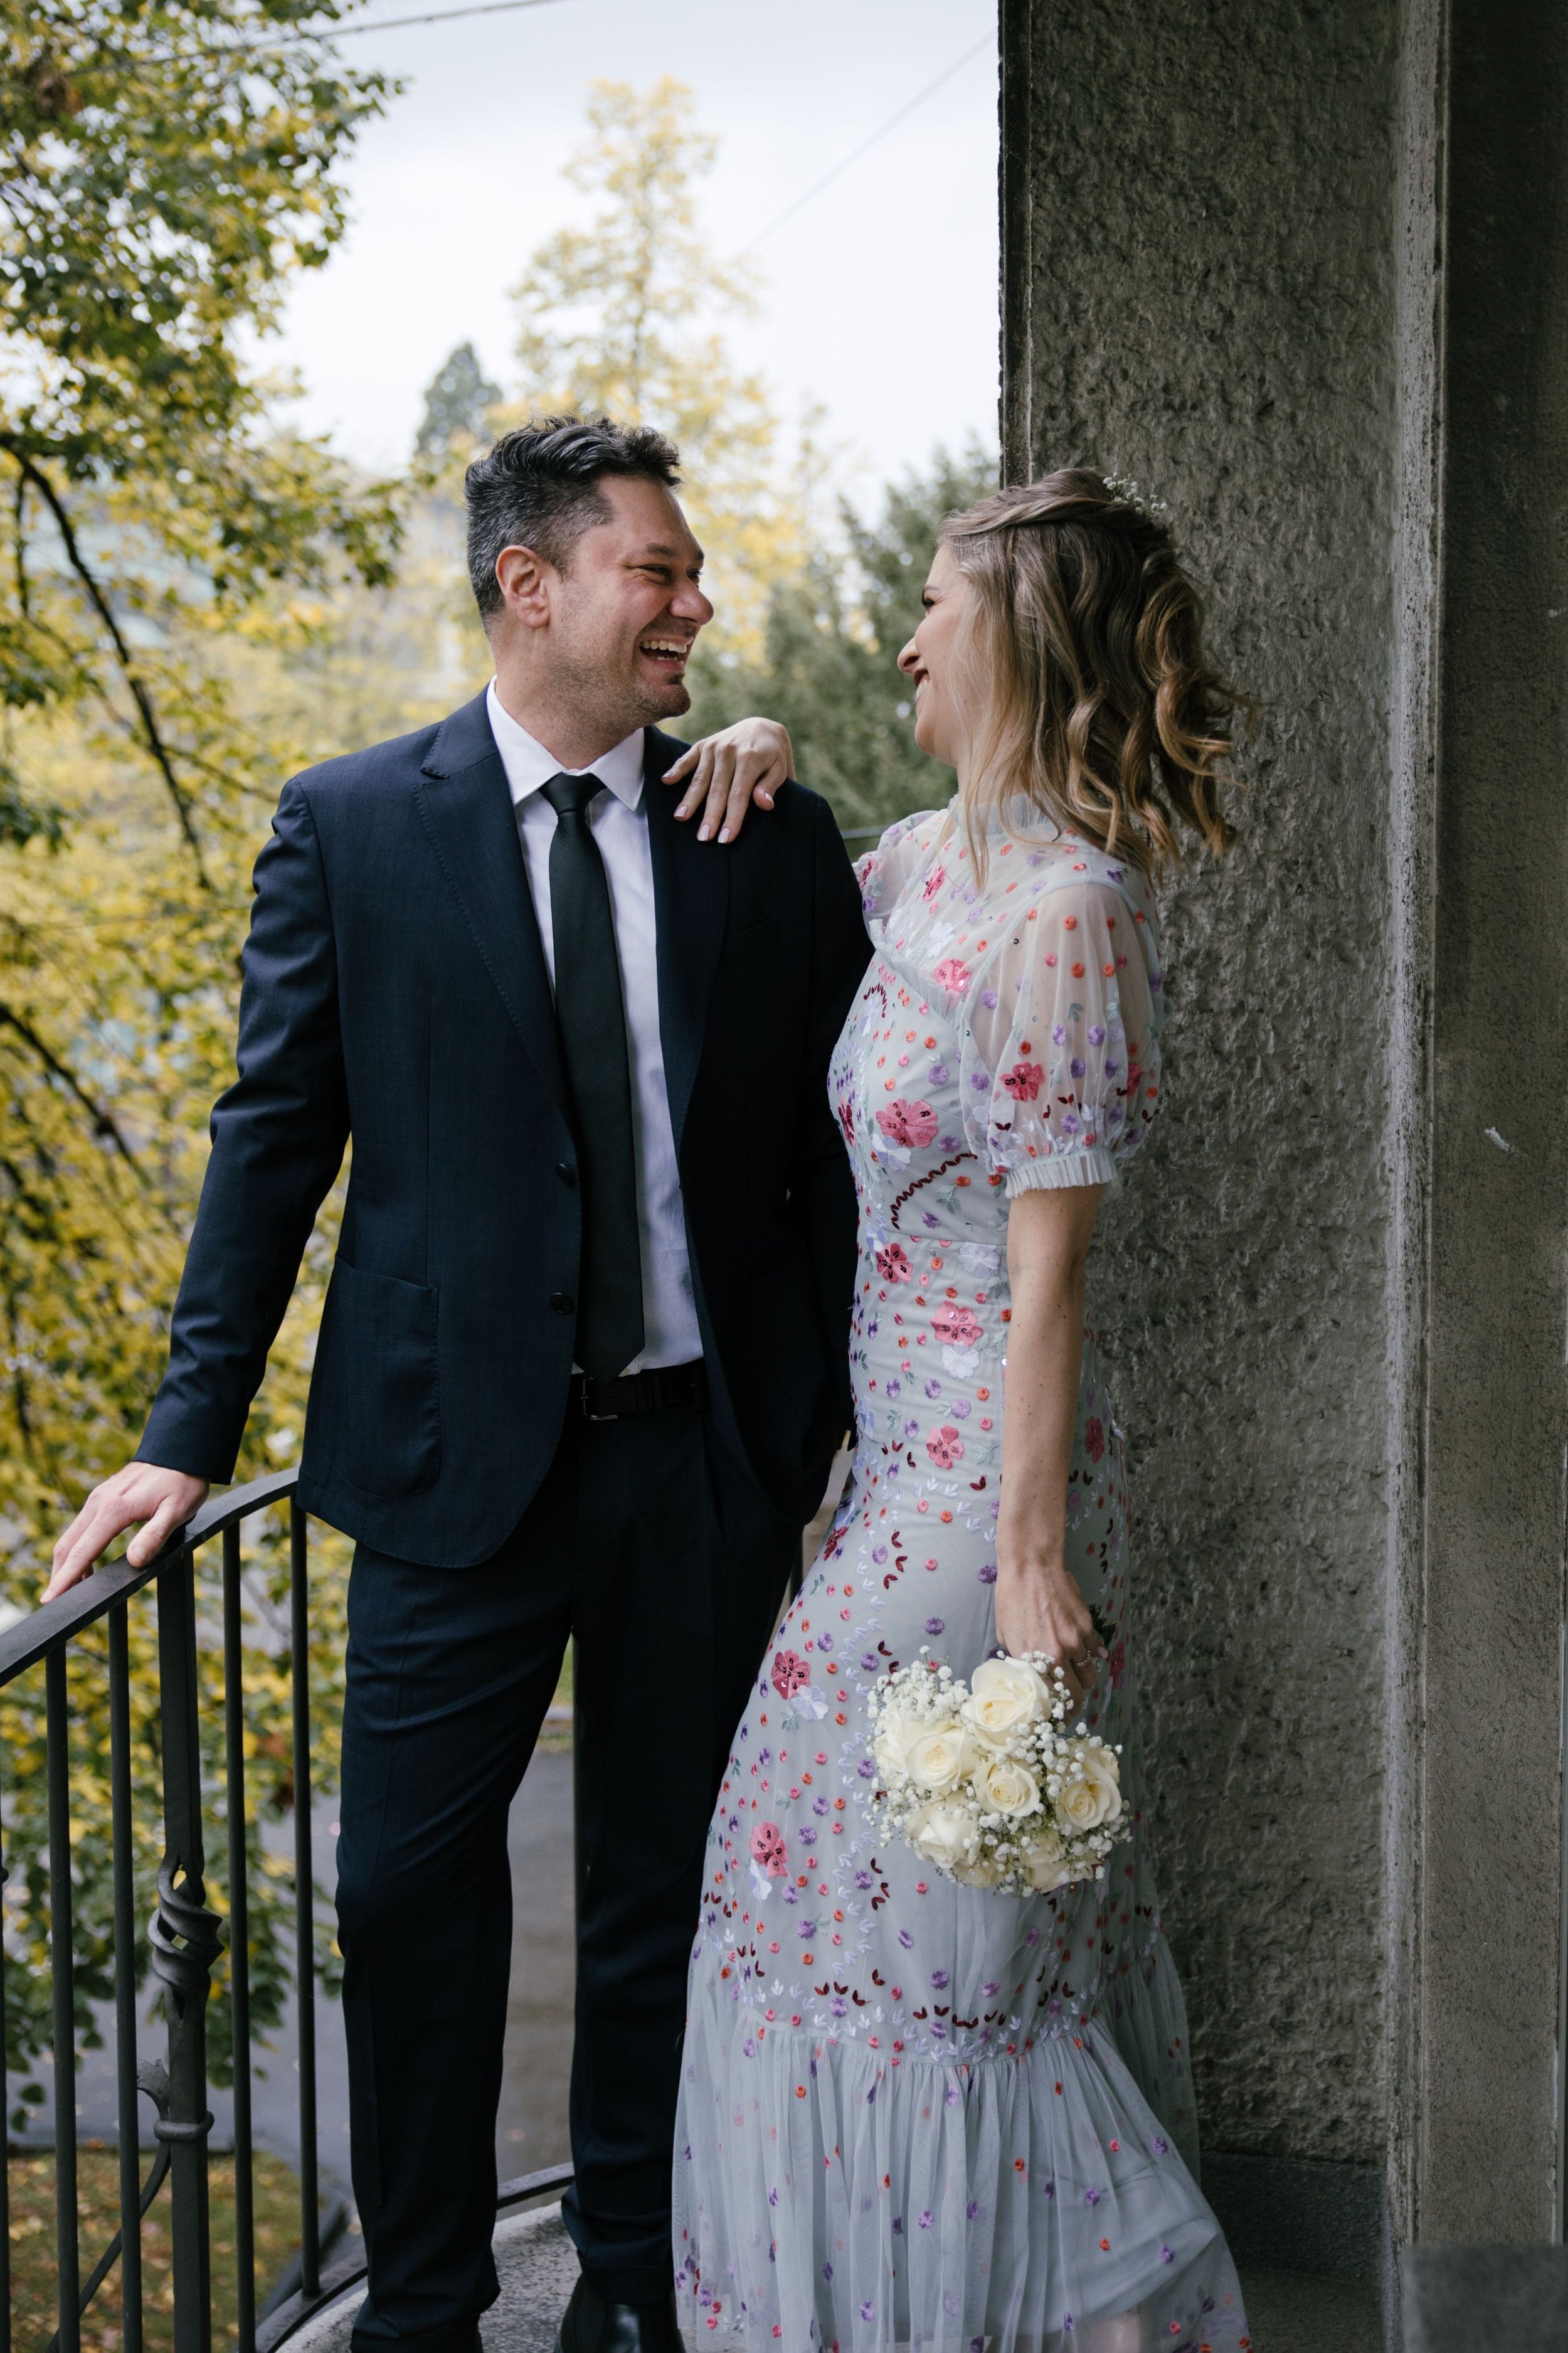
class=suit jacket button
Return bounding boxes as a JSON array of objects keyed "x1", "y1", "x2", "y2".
[
  {"x1": 556, "y1": 1161, "x2": 577, "y2": 1187},
  {"x1": 549, "y1": 1290, "x2": 575, "y2": 1315}
]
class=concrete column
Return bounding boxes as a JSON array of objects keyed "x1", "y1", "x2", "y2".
[{"x1": 999, "y1": 0, "x2": 1568, "y2": 2272}]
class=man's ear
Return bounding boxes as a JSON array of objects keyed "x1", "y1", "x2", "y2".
[{"x1": 495, "y1": 542, "x2": 554, "y2": 630}]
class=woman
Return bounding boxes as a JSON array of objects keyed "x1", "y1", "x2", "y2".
[{"x1": 667, "y1": 473, "x2": 1251, "y2": 2353}]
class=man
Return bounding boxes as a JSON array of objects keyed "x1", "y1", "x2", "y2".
[{"x1": 50, "y1": 417, "x2": 870, "y2": 2353}]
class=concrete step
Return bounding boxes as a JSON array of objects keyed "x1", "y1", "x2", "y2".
[{"x1": 281, "y1": 2206, "x2": 1386, "y2": 2353}]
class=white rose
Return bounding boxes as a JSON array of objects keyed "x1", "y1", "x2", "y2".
[
  {"x1": 1054, "y1": 1745, "x2": 1122, "y2": 1834},
  {"x1": 872, "y1": 1704, "x2": 921, "y2": 1780},
  {"x1": 963, "y1": 1655, "x2": 1049, "y2": 1745},
  {"x1": 908, "y1": 1798, "x2": 982, "y2": 1872},
  {"x1": 1020, "y1": 1827, "x2": 1077, "y2": 1893},
  {"x1": 953, "y1": 1851, "x2": 1006, "y2": 1889},
  {"x1": 904, "y1": 1720, "x2": 978, "y2": 1795},
  {"x1": 977, "y1": 1755, "x2": 1042, "y2": 1820}
]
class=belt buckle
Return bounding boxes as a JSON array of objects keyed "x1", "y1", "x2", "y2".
[{"x1": 580, "y1": 1379, "x2": 620, "y2": 1423}]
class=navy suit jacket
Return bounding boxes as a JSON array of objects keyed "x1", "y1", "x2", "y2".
[{"x1": 137, "y1": 691, "x2": 871, "y2": 1566}]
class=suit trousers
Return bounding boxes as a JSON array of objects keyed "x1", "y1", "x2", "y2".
[{"x1": 334, "y1": 1392, "x2": 799, "y2": 2352}]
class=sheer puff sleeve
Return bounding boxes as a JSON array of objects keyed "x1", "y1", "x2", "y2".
[{"x1": 958, "y1": 875, "x2": 1163, "y2": 1194}]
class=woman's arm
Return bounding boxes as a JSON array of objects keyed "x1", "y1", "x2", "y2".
[
  {"x1": 664, "y1": 717, "x2": 793, "y2": 841},
  {"x1": 993, "y1": 1183, "x2": 1108, "y2": 1709}
]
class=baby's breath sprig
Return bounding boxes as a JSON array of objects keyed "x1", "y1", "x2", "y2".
[{"x1": 1101, "y1": 472, "x2": 1173, "y2": 529}]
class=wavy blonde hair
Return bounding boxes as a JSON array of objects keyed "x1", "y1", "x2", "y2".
[{"x1": 941, "y1": 469, "x2": 1242, "y2": 871}]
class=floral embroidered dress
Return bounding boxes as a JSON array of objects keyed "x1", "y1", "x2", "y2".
[{"x1": 674, "y1": 801, "x2": 1249, "y2": 2353}]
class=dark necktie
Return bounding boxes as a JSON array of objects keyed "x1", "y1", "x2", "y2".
[{"x1": 541, "y1": 773, "x2": 645, "y2": 1379}]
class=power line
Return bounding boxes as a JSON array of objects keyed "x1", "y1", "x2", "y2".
[
  {"x1": 329, "y1": 0, "x2": 564, "y2": 38},
  {"x1": 734, "y1": 32, "x2": 994, "y2": 256},
  {"x1": 213, "y1": 0, "x2": 566, "y2": 47}
]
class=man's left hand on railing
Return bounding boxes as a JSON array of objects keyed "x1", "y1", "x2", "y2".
[{"x1": 46, "y1": 1460, "x2": 211, "y2": 1602}]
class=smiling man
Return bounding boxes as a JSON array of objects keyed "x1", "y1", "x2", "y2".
[{"x1": 48, "y1": 418, "x2": 870, "y2": 2353}]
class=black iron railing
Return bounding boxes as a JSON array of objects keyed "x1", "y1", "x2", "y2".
[{"x1": 0, "y1": 1470, "x2": 571, "y2": 2353}]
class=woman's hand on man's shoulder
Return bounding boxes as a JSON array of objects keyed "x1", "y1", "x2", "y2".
[{"x1": 664, "y1": 716, "x2": 794, "y2": 844}]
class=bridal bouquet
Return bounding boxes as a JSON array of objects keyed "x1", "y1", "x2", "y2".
[{"x1": 869, "y1": 1652, "x2": 1124, "y2": 1895}]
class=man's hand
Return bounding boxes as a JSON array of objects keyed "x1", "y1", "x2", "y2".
[
  {"x1": 664, "y1": 717, "x2": 794, "y2": 844},
  {"x1": 47, "y1": 1462, "x2": 210, "y2": 1603}
]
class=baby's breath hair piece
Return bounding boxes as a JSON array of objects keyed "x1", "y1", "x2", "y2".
[{"x1": 1101, "y1": 472, "x2": 1172, "y2": 529}]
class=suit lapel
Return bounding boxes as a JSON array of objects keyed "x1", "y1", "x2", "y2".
[
  {"x1": 414, "y1": 692, "x2": 563, "y2": 1101},
  {"x1": 644, "y1": 728, "x2": 728, "y2": 1157}
]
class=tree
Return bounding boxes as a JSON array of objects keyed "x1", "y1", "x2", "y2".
[
  {"x1": 686, "y1": 442, "x2": 997, "y2": 834},
  {"x1": 416, "y1": 341, "x2": 502, "y2": 459},
  {"x1": 503, "y1": 78, "x2": 800, "y2": 648},
  {"x1": 0, "y1": 0, "x2": 403, "y2": 2101}
]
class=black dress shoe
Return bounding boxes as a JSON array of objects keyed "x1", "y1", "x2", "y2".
[{"x1": 554, "y1": 2276, "x2": 682, "y2": 2353}]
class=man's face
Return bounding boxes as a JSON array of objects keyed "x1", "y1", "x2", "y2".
[{"x1": 543, "y1": 474, "x2": 715, "y2": 729}]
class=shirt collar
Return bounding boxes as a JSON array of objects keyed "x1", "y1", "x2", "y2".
[{"x1": 485, "y1": 678, "x2": 647, "y2": 812}]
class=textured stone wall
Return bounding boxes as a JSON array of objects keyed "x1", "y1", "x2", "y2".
[{"x1": 1002, "y1": 0, "x2": 1402, "y2": 2165}]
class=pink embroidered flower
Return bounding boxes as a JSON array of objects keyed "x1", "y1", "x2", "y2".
[
  {"x1": 1084, "y1": 1416, "x2": 1106, "y2": 1463},
  {"x1": 925, "y1": 1425, "x2": 966, "y2": 1470},
  {"x1": 1001, "y1": 1061, "x2": 1044, "y2": 1102},
  {"x1": 750, "y1": 1822, "x2": 788, "y2": 1877},
  {"x1": 931, "y1": 1303, "x2": 983, "y2": 1349},
  {"x1": 876, "y1": 1099, "x2": 938, "y2": 1149},
  {"x1": 836, "y1": 1098, "x2": 856, "y2": 1147},
  {"x1": 922, "y1": 864, "x2": 946, "y2": 901},
  {"x1": 933, "y1": 957, "x2": 972, "y2": 995},
  {"x1": 876, "y1": 1241, "x2": 913, "y2": 1284},
  {"x1": 771, "y1": 1649, "x2": 810, "y2": 1700}
]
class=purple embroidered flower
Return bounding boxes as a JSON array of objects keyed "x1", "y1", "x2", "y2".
[
  {"x1": 817, "y1": 1632, "x2": 834, "y2": 1651},
  {"x1": 928, "y1": 1063, "x2": 949, "y2": 1085},
  {"x1": 979, "y1": 989, "x2": 999, "y2": 1010},
  {"x1": 943, "y1": 2296, "x2": 960, "y2": 2318},
  {"x1": 1152, "y1": 2136, "x2": 1168, "y2": 2157},
  {"x1": 830, "y1": 1996, "x2": 848, "y2": 2018},
  {"x1": 886, "y1": 1378, "x2": 901, "y2": 1399},
  {"x1": 860, "y1": 1653, "x2": 879, "y2": 1672},
  {"x1": 758, "y1": 1746, "x2": 772, "y2": 1765},
  {"x1": 1060, "y1": 1110, "x2": 1082, "y2": 1136},
  {"x1": 918, "y1": 2209, "x2": 934, "y2": 2229},
  {"x1": 1042, "y1": 2181, "x2": 1056, "y2": 2199},
  {"x1": 924, "y1": 1617, "x2": 945, "y2": 1636},
  {"x1": 855, "y1": 1868, "x2": 874, "y2": 1887},
  {"x1": 891, "y1": 2215, "x2": 901, "y2": 2234},
  {"x1": 945, "y1": 2084, "x2": 960, "y2": 2107},
  {"x1": 1069, "y1": 1056, "x2": 1086, "y2": 1080},
  {"x1": 1084, "y1": 2187, "x2": 1101, "y2": 2207},
  {"x1": 1052, "y1": 1023, "x2": 1067, "y2": 1045},
  {"x1": 769, "y1": 2188, "x2": 778, "y2": 2207},
  {"x1": 966, "y1": 2201, "x2": 980, "y2": 2221},
  {"x1": 982, "y1": 1980, "x2": 1000, "y2": 1996},
  {"x1": 898, "y1": 1929, "x2": 914, "y2": 1949},
  {"x1": 872, "y1": 1545, "x2": 889, "y2": 1565},
  {"x1": 857, "y1": 1758, "x2": 877, "y2": 1781},
  {"x1": 1158, "y1": 2245, "x2": 1173, "y2": 2264},
  {"x1": 859, "y1": 2303, "x2": 876, "y2": 2324},
  {"x1": 978, "y1": 1562, "x2": 997, "y2": 1585},
  {"x1": 1088, "y1": 1024, "x2": 1106, "y2": 1045},
  {"x1": 950, "y1": 1396, "x2": 971, "y2": 1420},
  {"x1": 822, "y1": 2261, "x2": 833, "y2": 2280},
  {"x1": 924, "y1": 1378, "x2": 942, "y2": 1399},
  {"x1": 797, "y1": 1920, "x2": 815, "y2": 1938},
  {"x1": 930, "y1": 1968, "x2": 950, "y2": 1988}
]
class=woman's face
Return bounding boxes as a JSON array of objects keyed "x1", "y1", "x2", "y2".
[{"x1": 898, "y1": 543, "x2": 973, "y2": 770}]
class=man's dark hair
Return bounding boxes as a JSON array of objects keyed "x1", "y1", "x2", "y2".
[{"x1": 464, "y1": 415, "x2": 682, "y2": 621}]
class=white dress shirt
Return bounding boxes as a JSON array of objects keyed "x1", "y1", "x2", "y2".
[{"x1": 485, "y1": 679, "x2": 702, "y2": 1374}]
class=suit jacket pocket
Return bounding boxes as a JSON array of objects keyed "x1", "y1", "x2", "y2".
[{"x1": 310, "y1": 1259, "x2": 441, "y2": 1499}]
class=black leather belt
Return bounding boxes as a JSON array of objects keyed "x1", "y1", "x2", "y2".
[{"x1": 572, "y1": 1359, "x2": 706, "y2": 1421}]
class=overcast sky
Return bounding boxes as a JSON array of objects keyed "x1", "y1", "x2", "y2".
[{"x1": 262, "y1": 0, "x2": 1000, "y2": 504}]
